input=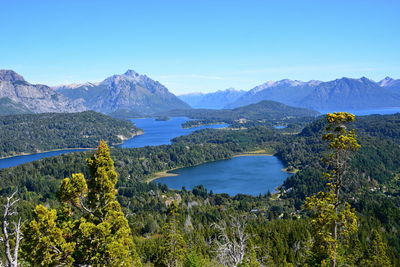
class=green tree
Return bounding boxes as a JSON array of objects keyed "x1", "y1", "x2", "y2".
[
  {"x1": 21, "y1": 205, "x2": 75, "y2": 266},
  {"x1": 305, "y1": 112, "x2": 360, "y2": 267},
  {"x1": 360, "y1": 230, "x2": 392, "y2": 267},
  {"x1": 22, "y1": 141, "x2": 142, "y2": 266},
  {"x1": 157, "y1": 202, "x2": 187, "y2": 267},
  {"x1": 239, "y1": 239, "x2": 260, "y2": 267}
]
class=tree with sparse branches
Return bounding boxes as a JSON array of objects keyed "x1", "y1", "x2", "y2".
[
  {"x1": 305, "y1": 112, "x2": 360, "y2": 267},
  {"x1": 0, "y1": 191, "x2": 23, "y2": 267},
  {"x1": 214, "y1": 215, "x2": 249, "y2": 267}
]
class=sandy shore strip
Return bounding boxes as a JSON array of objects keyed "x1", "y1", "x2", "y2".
[
  {"x1": 233, "y1": 149, "x2": 275, "y2": 157},
  {"x1": 146, "y1": 168, "x2": 180, "y2": 183}
]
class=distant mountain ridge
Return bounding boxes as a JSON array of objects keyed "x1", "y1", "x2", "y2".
[
  {"x1": 179, "y1": 88, "x2": 246, "y2": 109},
  {"x1": 3, "y1": 69, "x2": 400, "y2": 116},
  {"x1": 300, "y1": 77, "x2": 400, "y2": 110},
  {"x1": 227, "y1": 77, "x2": 400, "y2": 110},
  {"x1": 165, "y1": 99, "x2": 320, "y2": 121},
  {"x1": 55, "y1": 69, "x2": 190, "y2": 115},
  {"x1": 0, "y1": 70, "x2": 86, "y2": 115}
]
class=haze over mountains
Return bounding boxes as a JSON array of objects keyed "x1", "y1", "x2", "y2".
[
  {"x1": 226, "y1": 77, "x2": 400, "y2": 110},
  {"x1": 178, "y1": 88, "x2": 246, "y2": 109}
]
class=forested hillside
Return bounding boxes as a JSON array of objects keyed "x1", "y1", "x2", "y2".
[
  {"x1": 165, "y1": 100, "x2": 319, "y2": 128},
  {"x1": 0, "y1": 111, "x2": 140, "y2": 157},
  {"x1": 0, "y1": 113, "x2": 399, "y2": 265}
]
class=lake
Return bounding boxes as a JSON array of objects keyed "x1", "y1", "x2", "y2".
[
  {"x1": 120, "y1": 117, "x2": 228, "y2": 148},
  {"x1": 0, "y1": 117, "x2": 227, "y2": 169},
  {"x1": 318, "y1": 107, "x2": 400, "y2": 116},
  {"x1": 0, "y1": 149, "x2": 88, "y2": 169},
  {"x1": 155, "y1": 155, "x2": 291, "y2": 196}
]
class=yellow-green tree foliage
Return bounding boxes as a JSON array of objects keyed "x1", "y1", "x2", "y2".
[
  {"x1": 21, "y1": 205, "x2": 75, "y2": 266},
  {"x1": 157, "y1": 202, "x2": 188, "y2": 267},
  {"x1": 360, "y1": 230, "x2": 392, "y2": 267},
  {"x1": 22, "y1": 141, "x2": 142, "y2": 266},
  {"x1": 305, "y1": 112, "x2": 360, "y2": 267},
  {"x1": 239, "y1": 239, "x2": 260, "y2": 267}
]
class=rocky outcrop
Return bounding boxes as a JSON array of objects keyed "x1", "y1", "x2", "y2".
[{"x1": 0, "y1": 70, "x2": 86, "y2": 114}]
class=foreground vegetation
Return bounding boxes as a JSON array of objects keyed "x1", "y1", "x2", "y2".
[
  {"x1": 0, "y1": 111, "x2": 140, "y2": 158},
  {"x1": 0, "y1": 113, "x2": 399, "y2": 265}
]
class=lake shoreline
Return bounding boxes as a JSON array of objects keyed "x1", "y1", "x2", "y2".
[
  {"x1": 150, "y1": 154, "x2": 291, "y2": 196},
  {"x1": 147, "y1": 150, "x2": 292, "y2": 183},
  {"x1": 0, "y1": 147, "x2": 94, "y2": 160},
  {"x1": 0, "y1": 130, "x2": 145, "y2": 160}
]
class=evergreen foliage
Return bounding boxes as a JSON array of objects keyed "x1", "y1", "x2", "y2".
[
  {"x1": 1, "y1": 113, "x2": 400, "y2": 265},
  {"x1": 305, "y1": 112, "x2": 360, "y2": 266},
  {"x1": 0, "y1": 111, "x2": 139, "y2": 157},
  {"x1": 22, "y1": 141, "x2": 142, "y2": 266}
]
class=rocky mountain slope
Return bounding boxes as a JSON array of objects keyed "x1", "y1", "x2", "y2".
[
  {"x1": 0, "y1": 70, "x2": 86, "y2": 115},
  {"x1": 300, "y1": 77, "x2": 400, "y2": 110},
  {"x1": 0, "y1": 97, "x2": 32, "y2": 115},
  {"x1": 228, "y1": 77, "x2": 400, "y2": 110},
  {"x1": 55, "y1": 70, "x2": 190, "y2": 115},
  {"x1": 179, "y1": 88, "x2": 246, "y2": 109},
  {"x1": 226, "y1": 79, "x2": 320, "y2": 108},
  {"x1": 379, "y1": 76, "x2": 400, "y2": 93}
]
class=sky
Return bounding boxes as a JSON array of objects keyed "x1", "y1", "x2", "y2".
[{"x1": 1, "y1": 0, "x2": 399, "y2": 94}]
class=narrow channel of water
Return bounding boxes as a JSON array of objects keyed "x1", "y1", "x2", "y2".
[
  {"x1": 120, "y1": 117, "x2": 228, "y2": 148},
  {"x1": 0, "y1": 149, "x2": 88, "y2": 169},
  {"x1": 0, "y1": 117, "x2": 227, "y2": 169}
]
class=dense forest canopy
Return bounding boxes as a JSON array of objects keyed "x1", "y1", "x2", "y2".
[
  {"x1": 0, "y1": 111, "x2": 140, "y2": 158},
  {"x1": 0, "y1": 113, "x2": 399, "y2": 265}
]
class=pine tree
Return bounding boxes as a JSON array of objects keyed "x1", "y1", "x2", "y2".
[
  {"x1": 360, "y1": 230, "x2": 392, "y2": 267},
  {"x1": 158, "y1": 202, "x2": 188, "y2": 267},
  {"x1": 22, "y1": 141, "x2": 142, "y2": 266},
  {"x1": 21, "y1": 205, "x2": 75, "y2": 266},
  {"x1": 305, "y1": 112, "x2": 360, "y2": 267},
  {"x1": 239, "y1": 239, "x2": 260, "y2": 267}
]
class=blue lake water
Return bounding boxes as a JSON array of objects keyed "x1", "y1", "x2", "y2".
[
  {"x1": 0, "y1": 117, "x2": 227, "y2": 169},
  {"x1": 273, "y1": 125, "x2": 286, "y2": 129},
  {"x1": 155, "y1": 155, "x2": 291, "y2": 196},
  {"x1": 120, "y1": 117, "x2": 228, "y2": 148},
  {"x1": 318, "y1": 107, "x2": 400, "y2": 116},
  {"x1": 0, "y1": 149, "x2": 88, "y2": 169}
]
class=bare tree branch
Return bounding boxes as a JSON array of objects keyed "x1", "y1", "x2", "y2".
[
  {"x1": 1, "y1": 190, "x2": 23, "y2": 267},
  {"x1": 213, "y1": 215, "x2": 248, "y2": 267}
]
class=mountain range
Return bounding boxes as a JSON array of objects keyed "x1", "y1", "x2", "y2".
[
  {"x1": 1, "y1": 68, "x2": 400, "y2": 117},
  {"x1": 226, "y1": 77, "x2": 400, "y2": 110},
  {"x1": 54, "y1": 70, "x2": 190, "y2": 115},
  {"x1": 178, "y1": 88, "x2": 246, "y2": 109}
]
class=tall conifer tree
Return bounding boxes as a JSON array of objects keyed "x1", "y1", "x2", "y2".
[
  {"x1": 23, "y1": 141, "x2": 142, "y2": 266},
  {"x1": 305, "y1": 112, "x2": 360, "y2": 267}
]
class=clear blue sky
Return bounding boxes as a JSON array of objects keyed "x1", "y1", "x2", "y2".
[{"x1": 1, "y1": 0, "x2": 399, "y2": 94}]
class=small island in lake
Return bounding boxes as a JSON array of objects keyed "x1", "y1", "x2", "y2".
[{"x1": 155, "y1": 116, "x2": 170, "y2": 121}]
